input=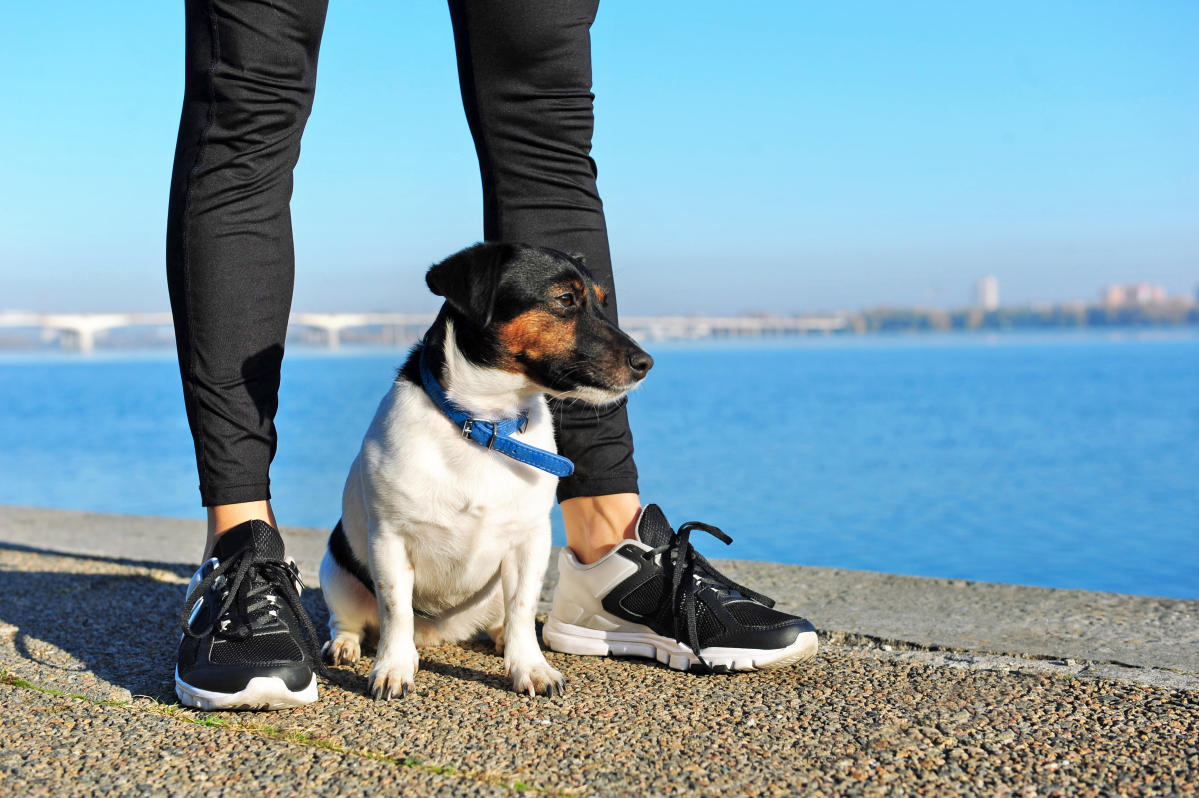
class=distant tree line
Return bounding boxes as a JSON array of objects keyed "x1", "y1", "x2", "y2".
[{"x1": 850, "y1": 301, "x2": 1199, "y2": 333}]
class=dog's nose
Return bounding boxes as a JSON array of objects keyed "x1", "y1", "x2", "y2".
[{"x1": 627, "y1": 350, "x2": 654, "y2": 378}]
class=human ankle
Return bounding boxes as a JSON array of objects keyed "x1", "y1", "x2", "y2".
[
  {"x1": 561, "y1": 493, "x2": 641, "y2": 565},
  {"x1": 204, "y1": 500, "x2": 277, "y2": 559}
]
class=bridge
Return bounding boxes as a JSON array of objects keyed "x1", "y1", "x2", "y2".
[
  {"x1": 621, "y1": 314, "x2": 847, "y2": 340},
  {"x1": 0, "y1": 311, "x2": 849, "y2": 353},
  {"x1": 0, "y1": 312, "x2": 176, "y2": 354}
]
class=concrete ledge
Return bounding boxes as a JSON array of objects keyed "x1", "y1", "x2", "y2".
[{"x1": 2, "y1": 504, "x2": 1195, "y2": 678}]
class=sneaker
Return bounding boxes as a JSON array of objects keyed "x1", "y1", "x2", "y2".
[
  {"x1": 175, "y1": 520, "x2": 325, "y2": 710},
  {"x1": 543, "y1": 505, "x2": 818, "y2": 672}
]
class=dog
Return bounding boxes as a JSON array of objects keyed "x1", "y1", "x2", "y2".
[{"x1": 319, "y1": 242, "x2": 653, "y2": 698}]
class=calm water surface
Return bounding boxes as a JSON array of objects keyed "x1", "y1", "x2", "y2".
[{"x1": 1, "y1": 330, "x2": 1195, "y2": 598}]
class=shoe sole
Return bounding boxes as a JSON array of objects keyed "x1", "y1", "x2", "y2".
[
  {"x1": 542, "y1": 617, "x2": 818, "y2": 672},
  {"x1": 175, "y1": 668, "x2": 318, "y2": 711}
]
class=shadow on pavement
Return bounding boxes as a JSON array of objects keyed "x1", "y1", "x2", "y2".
[{"x1": 0, "y1": 542, "x2": 516, "y2": 703}]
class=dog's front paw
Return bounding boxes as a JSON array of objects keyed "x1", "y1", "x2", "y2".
[
  {"x1": 368, "y1": 647, "x2": 419, "y2": 700},
  {"x1": 508, "y1": 659, "x2": 565, "y2": 698},
  {"x1": 323, "y1": 634, "x2": 361, "y2": 666}
]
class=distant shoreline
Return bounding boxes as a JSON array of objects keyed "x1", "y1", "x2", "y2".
[
  {"x1": 1, "y1": 301, "x2": 1197, "y2": 352},
  {"x1": 0, "y1": 323, "x2": 1196, "y2": 357},
  {"x1": 850, "y1": 301, "x2": 1198, "y2": 335}
]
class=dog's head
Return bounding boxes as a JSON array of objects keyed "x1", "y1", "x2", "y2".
[{"x1": 426, "y1": 242, "x2": 653, "y2": 403}]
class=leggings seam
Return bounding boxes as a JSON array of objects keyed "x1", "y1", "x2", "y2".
[
  {"x1": 179, "y1": 0, "x2": 222, "y2": 495},
  {"x1": 449, "y1": 1, "x2": 503, "y2": 239}
]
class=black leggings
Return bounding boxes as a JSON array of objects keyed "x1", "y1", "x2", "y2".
[{"x1": 167, "y1": 0, "x2": 638, "y2": 507}]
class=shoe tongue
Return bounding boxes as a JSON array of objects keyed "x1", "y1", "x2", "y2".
[
  {"x1": 635, "y1": 504, "x2": 675, "y2": 548},
  {"x1": 211, "y1": 519, "x2": 286, "y2": 562}
]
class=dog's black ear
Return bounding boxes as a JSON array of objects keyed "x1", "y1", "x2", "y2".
[
  {"x1": 567, "y1": 251, "x2": 587, "y2": 267},
  {"x1": 426, "y1": 243, "x2": 514, "y2": 327}
]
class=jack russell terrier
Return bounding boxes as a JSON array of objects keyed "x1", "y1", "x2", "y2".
[{"x1": 319, "y1": 242, "x2": 652, "y2": 698}]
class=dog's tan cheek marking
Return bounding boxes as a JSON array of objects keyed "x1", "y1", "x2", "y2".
[
  {"x1": 497, "y1": 309, "x2": 577, "y2": 371},
  {"x1": 593, "y1": 285, "x2": 607, "y2": 305}
]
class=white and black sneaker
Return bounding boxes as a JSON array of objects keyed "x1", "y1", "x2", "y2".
[
  {"x1": 176, "y1": 520, "x2": 326, "y2": 710},
  {"x1": 543, "y1": 504, "x2": 818, "y2": 672}
]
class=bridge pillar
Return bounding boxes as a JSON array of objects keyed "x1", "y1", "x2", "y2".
[
  {"x1": 323, "y1": 326, "x2": 341, "y2": 349},
  {"x1": 59, "y1": 328, "x2": 95, "y2": 354}
]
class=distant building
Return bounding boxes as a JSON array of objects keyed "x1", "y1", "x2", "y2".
[
  {"x1": 1103, "y1": 283, "x2": 1166, "y2": 307},
  {"x1": 975, "y1": 276, "x2": 999, "y2": 310}
]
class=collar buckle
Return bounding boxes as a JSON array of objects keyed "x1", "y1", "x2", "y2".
[{"x1": 462, "y1": 418, "x2": 500, "y2": 450}]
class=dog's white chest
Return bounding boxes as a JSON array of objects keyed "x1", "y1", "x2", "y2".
[{"x1": 351, "y1": 380, "x2": 558, "y2": 604}]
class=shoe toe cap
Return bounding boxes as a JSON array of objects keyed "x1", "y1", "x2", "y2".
[
  {"x1": 179, "y1": 662, "x2": 315, "y2": 694},
  {"x1": 716, "y1": 597, "x2": 817, "y2": 649}
]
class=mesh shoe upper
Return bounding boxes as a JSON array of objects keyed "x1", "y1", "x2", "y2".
[
  {"x1": 177, "y1": 520, "x2": 325, "y2": 694},
  {"x1": 599, "y1": 505, "x2": 816, "y2": 665}
]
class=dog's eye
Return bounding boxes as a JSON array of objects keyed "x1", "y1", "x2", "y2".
[{"x1": 555, "y1": 292, "x2": 576, "y2": 309}]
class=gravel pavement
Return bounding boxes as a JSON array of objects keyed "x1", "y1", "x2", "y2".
[{"x1": 1, "y1": 506, "x2": 1196, "y2": 796}]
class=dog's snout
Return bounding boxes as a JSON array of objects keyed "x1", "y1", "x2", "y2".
[{"x1": 627, "y1": 350, "x2": 654, "y2": 379}]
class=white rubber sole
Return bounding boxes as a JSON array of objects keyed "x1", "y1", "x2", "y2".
[
  {"x1": 542, "y1": 616, "x2": 818, "y2": 672},
  {"x1": 175, "y1": 668, "x2": 318, "y2": 711}
]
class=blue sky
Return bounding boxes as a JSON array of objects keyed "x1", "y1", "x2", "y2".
[{"x1": 1, "y1": 1, "x2": 1196, "y2": 314}]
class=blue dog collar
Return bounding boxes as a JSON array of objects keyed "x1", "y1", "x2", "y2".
[{"x1": 418, "y1": 344, "x2": 575, "y2": 478}]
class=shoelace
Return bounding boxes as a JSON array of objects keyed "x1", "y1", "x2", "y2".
[
  {"x1": 649, "y1": 521, "x2": 777, "y2": 670},
  {"x1": 179, "y1": 546, "x2": 329, "y2": 678}
]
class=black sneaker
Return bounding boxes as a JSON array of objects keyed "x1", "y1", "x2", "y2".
[
  {"x1": 543, "y1": 504, "x2": 818, "y2": 672},
  {"x1": 176, "y1": 520, "x2": 325, "y2": 710}
]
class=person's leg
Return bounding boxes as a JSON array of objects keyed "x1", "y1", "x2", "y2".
[
  {"x1": 448, "y1": 0, "x2": 639, "y2": 563},
  {"x1": 167, "y1": 0, "x2": 328, "y2": 548},
  {"x1": 167, "y1": 0, "x2": 329, "y2": 710}
]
